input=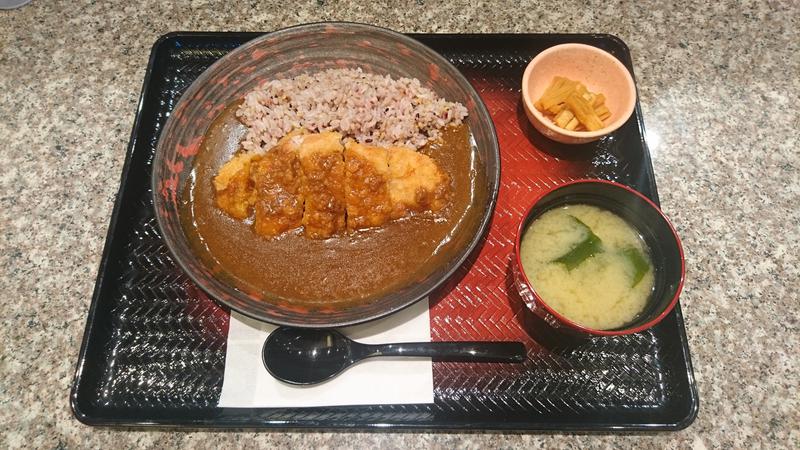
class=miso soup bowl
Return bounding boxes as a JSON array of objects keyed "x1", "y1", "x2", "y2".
[{"x1": 512, "y1": 179, "x2": 685, "y2": 337}]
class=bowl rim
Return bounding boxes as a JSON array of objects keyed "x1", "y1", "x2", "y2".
[
  {"x1": 521, "y1": 43, "x2": 637, "y2": 139},
  {"x1": 152, "y1": 21, "x2": 501, "y2": 328},
  {"x1": 513, "y1": 179, "x2": 685, "y2": 336}
]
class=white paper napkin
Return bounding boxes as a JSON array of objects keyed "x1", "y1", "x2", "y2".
[{"x1": 218, "y1": 298, "x2": 434, "y2": 408}]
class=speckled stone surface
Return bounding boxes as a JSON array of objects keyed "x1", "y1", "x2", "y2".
[{"x1": 1, "y1": 0, "x2": 798, "y2": 448}]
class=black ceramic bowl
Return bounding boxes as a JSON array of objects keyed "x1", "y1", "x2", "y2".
[
  {"x1": 152, "y1": 23, "x2": 500, "y2": 328},
  {"x1": 513, "y1": 179, "x2": 685, "y2": 337}
]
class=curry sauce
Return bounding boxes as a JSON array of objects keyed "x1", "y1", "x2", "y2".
[{"x1": 179, "y1": 103, "x2": 483, "y2": 308}]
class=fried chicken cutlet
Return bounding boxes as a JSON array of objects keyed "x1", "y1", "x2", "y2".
[
  {"x1": 214, "y1": 131, "x2": 451, "y2": 239},
  {"x1": 213, "y1": 152, "x2": 259, "y2": 220},
  {"x1": 344, "y1": 141, "x2": 392, "y2": 230},
  {"x1": 297, "y1": 132, "x2": 346, "y2": 239},
  {"x1": 387, "y1": 146, "x2": 451, "y2": 219},
  {"x1": 250, "y1": 130, "x2": 307, "y2": 237}
]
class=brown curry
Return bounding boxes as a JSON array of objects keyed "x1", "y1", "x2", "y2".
[{"x1": 179, "y1": 102, "x2": 484, "y2": 308}]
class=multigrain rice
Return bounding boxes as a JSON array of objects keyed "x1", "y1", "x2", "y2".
[{"x1": 237, "y1": 68, "x2": 468, "y2": 152}]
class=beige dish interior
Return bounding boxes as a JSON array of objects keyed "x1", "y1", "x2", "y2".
[{"x1": 524, "y1": 44, "x2": 636, "y2": 136}]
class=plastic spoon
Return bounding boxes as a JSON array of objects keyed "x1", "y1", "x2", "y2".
[{"x1": 263, "y1": 327, "x2": 526, "y2": 385}]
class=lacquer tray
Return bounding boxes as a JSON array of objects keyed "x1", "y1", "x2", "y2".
[{"x1": 71, "y1": 32, "x2": 698, "y2": 430}]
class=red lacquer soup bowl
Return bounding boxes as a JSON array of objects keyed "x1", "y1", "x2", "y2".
[{"x1": 512, "y1": 179, "x2": 685, "y2": 337}]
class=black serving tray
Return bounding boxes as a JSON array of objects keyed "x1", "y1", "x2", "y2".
[{"x1": 71, "y1": 32, "x2": 698, "y2": 430}]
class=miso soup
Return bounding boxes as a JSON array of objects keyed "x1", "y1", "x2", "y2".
[{"x1": 519, "y1": 204, "x2": 654, "y2": 330}]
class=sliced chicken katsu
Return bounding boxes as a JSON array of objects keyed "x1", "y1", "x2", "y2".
[
  {"x1": 250, "y1": 130, "x2": 307, "y2": 237},
  {"x1": 343, "y1": 141, "x2": 392, "y2": 230},
  {"x1": 387, "y1": 146, "x2": 451, "y2": 219},
  {"x1": 297, "y1": 132, "x2": 346, "y2": 239},
  {"x1": 214, "y1": 130, "x2": 451, "y2": 239},
  {"x1": 213, "y1": 152, "x2": 259, "y2": 220}
]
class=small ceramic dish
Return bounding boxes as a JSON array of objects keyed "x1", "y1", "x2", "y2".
[{"x1": 521, "y1": 43, "x2": 636, "y2": 144}]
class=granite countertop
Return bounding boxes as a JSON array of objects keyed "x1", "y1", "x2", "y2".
[{"x1": 1, "y1": 1, "x2": 798, "y2": 448}]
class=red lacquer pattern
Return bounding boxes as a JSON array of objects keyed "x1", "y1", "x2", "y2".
[
  {"x1": 429, "y1": 74, "x2": 591, "y2": 347},
  {"x1": 176, "y1": 136, "x2": 203, "y2": 158}
]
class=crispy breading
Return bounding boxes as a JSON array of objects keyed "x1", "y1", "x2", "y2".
[
  {"x1": 213, "y1": 152, "x2": 259, "y2": 220},
  {"x1": 214, "y1": 130, "x2": 451, "y2": 239},
  {"x1": 343, "y1": 141, "x2": 392, "y2": 230},
  {"x1": 297, "y1": 132, "x2": 346, "y2": 239},
  {"x1": 387, "y1": 146, "x2": 451, "y2": 219},
  {"x1": 250, "y1": 131, "x2": 306, "y2": 237}
]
